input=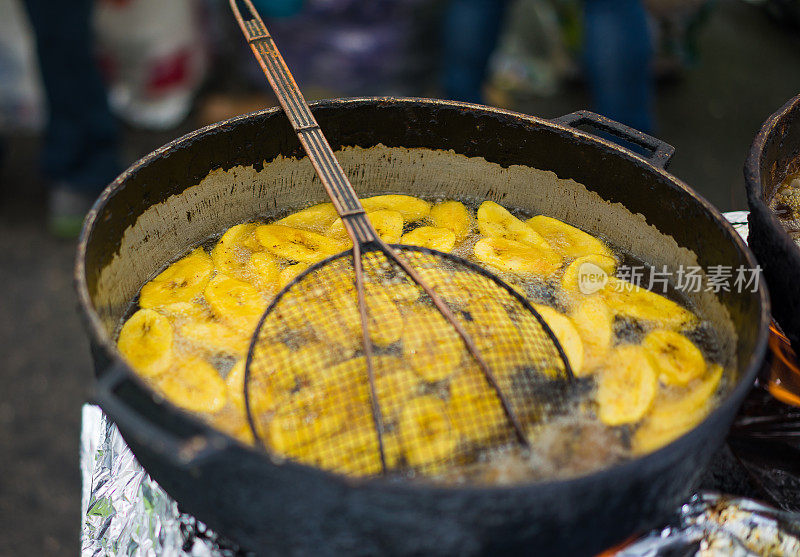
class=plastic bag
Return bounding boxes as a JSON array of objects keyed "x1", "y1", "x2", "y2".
[
  {"x1": 94, "y1": 0, "x2": 208, "y2": 130},
  {"x1": 0, "y1": 0, "x2": 45, "y2": 131}
]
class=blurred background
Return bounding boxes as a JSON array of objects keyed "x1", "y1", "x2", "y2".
[{"x1": 0, "y1": 0, "x2": 799, "y2": 552}]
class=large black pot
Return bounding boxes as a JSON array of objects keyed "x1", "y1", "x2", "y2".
[
  {"x1": 745, "y1": 93, "x2": 800, "y2": 349},
  {"x1": 77, "y1": 98, "x2": 769, "y2": 556}
]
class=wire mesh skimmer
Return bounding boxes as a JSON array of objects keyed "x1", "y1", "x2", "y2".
[{"x1": 231, "y1": 0, "x2": 574, "y2": 478}]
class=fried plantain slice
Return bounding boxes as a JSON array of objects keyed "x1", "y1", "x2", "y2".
[
  {"x1": 401, "y1": 226, "x2": 457, "y2": 252},
  {"x1": 256, "y1": 224, "x2": 349, "y2": 263},
  {"x1": 117, "y1": 308, "x2": 173, "y2": 377},
  {"x1": 596, "y1": 344, "x2": 658, "y2": 426},
  {"x1": 477, "y1": 201, "x2": 551, "y2": 249},
  {"x1": 154, "y1": 356, "x2": 227, "y2": 414},
  {"x1": 642, "y1": 329, "x2": 706, "y2": 387},
  {"x1": 525, "y1": 216, "x2": 613, "y2": 260},
  {"x1": 601, "y1": 277, "x2": 699, "y2": 330},
  {"x1": 276, "y1": 202, "x2": 338, "y2": 232},
  {"x1": 473, "y1": 236, "x2": 562, "y2": 276},
  {"x1": 399, "y1": 395, "x2": 458, "y2": 470},
  {"x1": 361, "y1": 194, "x2": 431, "y2": 222},
  {"x1": 139, "y1": 248, "x2": 213, "y2": 308},
  {"x1": 632, "y1": 364, "x2": 723, "y2": 454},
  {"x1": 204, "y1": 274, "x2": 267, "y2": 332},
  {"x1": 569, "y1": 296, "x2": 613, "y2": 373},
  {"x1": 532, "y1": 304, "x2": 585, "y2": 376},
  {"x1": 327, "y1": 209, "x2": 404, "y2": 244},
  {"x1": 430, "y1": 200, "x2": 472, "y2": 241}
]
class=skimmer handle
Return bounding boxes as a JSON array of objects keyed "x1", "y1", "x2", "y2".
[{"x1": 230, "y1": 0, "x2": 378, "y2": 243}]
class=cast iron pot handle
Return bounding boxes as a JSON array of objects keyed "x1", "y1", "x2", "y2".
[
  {"x1": 552, "y1": 110, "x2": 675, "y2": 169},
  {"x1": 94, "y1": 363, "x2": 228, "y2": 468}
]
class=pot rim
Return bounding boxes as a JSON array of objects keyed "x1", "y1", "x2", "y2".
[
  {"x1": 744, "y1": 93, "x2": 800, "y2": 252},
  {"x1": 75, "y1": 96, "x2": 770, "y2": 496}
]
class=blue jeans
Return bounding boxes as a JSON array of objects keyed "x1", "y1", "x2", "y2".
[
  {"x1": 442, "y1": 0, "x2": 654, "y2": 133},
  {"x1": 23, "y1": 0, "x2": 121, "y2": 195},
  {"x1": 442, "y1": 0, "x2": 511, "y2": 104},
  {"x1": 583, "y1": 0, "x2": 653, "y2": 133}
]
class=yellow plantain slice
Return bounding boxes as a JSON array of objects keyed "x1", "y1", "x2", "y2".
[
  {"x1": 399, "y1": 395, "x2": 458, "y2": 470},
  {"x1": 316, "y1": 424, "x2": 385, "y2": 477},
  {"x1": 532, "y1": 305, "x2": 585, "y2": 376},
  {"x1": 158, "y1": 301, "x2": 212, "y2": 325},
  {"x1": 270, "y1": 294, "x2": 361, "y2": 352},
  {"x1": 179, "y1": 319, "x2": 251, "y2": 358},
  {"x1": 299, "y1": 286, "x2": 362, "y2": 353},
  {"x1": 477, "y1": 201, "x2": 552, "y2": 249},
  {"x1": 246, "y1": 251, "x2": 280, "y2": 293},
  {"x1": 448, "y1": 371, "x2": 507, "y2": 446},
  {"x1": 256, "y1": 224, "x2": 349, "y2": 263},
  {"x1": 569, "y1": 296, "x2": 613, "y2": 373},
  {"x1": 560, "y1": 254, "x2": 617, "y2": 295},
  {"x1": 268, "y1": 385, "x2": 351, "y2": 455},
  {"x1": 364, "y1": 289, "x2": 404, "y2": 347},
  {"x1": 400, "y1": 226, "x2": 456, "y2": 252},
  {"x1": 460, "y1": 298, "x2": 525, "y2": 386},
  {"x1": 296, "y1": 399, "x2": 403, "y2": 475},
  {"x1": 376, "y1": 277, "x2": 419, "y2": 304},
  {"x1": 315, "y1": 359, "x2": 372, "y2": 417},
  {"x1": 211, "y1": 223, "x2": 262, "y2": 278},
  {"x1": 228, "y1": 343, "x2": 299, "y2": 415},
  {"x1": 276, "y1": 202, "x2": 338, "y2": 232},
  {"x1": 632, "y1": 364, "x2": 723, "y2": 454},
  {"x1": 361, "y1": 194, "x2": 431, "y2": 222},
  {"x1": 327, "y1": 209, "x2": 404, "y2": 244},
  {"x1": 374, "y1": 359, "x2": 420, "y2": 423},
  {"x1": 204, "y1": 274, "x2": 267, "y2": 332},
  {"x1": 278, "y1": 342, "x2": 344, "y2": 389},
  {"x1": 465, "y1": 297, "x2": 522, "y2": 353},
  {"x1": 430, "y1": 200, "x2": 472, "y2": 241},
  {"x1": 402, "y1": 307, "x2": 464, "y2": 382},
  {"x1": 154, "y1": 356, "x2": 227, "y2": 414},
  {"x1": 278, "y1": 262, "x2": 310, "y2": 289},
  {"x1": 225, "y1": 360, "x2": 248, "y2": 414},
  {"x1": 211, "y1": 224, "x2": 280, "y2": 294},
  {"x1": 525, "y1": 216, "x2": 614, "y2": 260},
  {"x1": 596, "y1": 345, "x2": 658, "y2": 426},
  {"x1": 305, "y1": 355, "x2": 364, "y2": 392},
  {"x1": 227, "y1": 354, "x2": 281, "y2": 412},
  {"x1": 642, "y1": 329, "x2": 706, "y2": 387},
  {"x1": 412, "y1": 266, "x2": 475, "y2": 306},
  {"x1": 601, "y1": 277, "x2": 699, "y2": 330},
  {"x1": 117, "y1": 308, "x2": 173, "y2": 377},
  {"x1": 473, "y1": 236, "x2": 562, "y2": 276},
  {"x1": 139, "y1": 248, "x2": 213, "y2": 308}
]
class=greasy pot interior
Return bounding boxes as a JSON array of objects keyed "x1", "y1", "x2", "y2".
[
  {"x1": 81, "y1": 99, "x2": 763, "y2": 430},
  {"x1": 754, "y1": 94, "x2": 800, "y2": 201},
  {"x1": 745, "y1": 94, "x2": 800, "y2": 349}
]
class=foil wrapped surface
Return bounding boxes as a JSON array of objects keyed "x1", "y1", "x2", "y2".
[
  {"x1": 80, "y1": 404, "x2": 800, "y2": 556},
  {"x1": 724, "y1": 210, "x2": 749, "y2": 244},
  {"x1": 80, "y1": 405, "x2": 247, "y2": 556},
  {"x1": 618, "y1": 493, "x2": 800, "y2": 556}
]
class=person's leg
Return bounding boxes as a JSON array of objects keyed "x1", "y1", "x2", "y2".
[
  {"x1": 442, "y1": 0, "x2": 511, "y2": 103},
  {"x1": 23, "y1": 0, "x2": 120, "y2": 235},
  {"x1": 583, "y1": 0, "x2": 654, "y2": 133}
]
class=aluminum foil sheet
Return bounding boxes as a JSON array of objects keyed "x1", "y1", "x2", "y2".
[
  {"x1": 81, "y1": 211, "x2": 798, "y2": 556},
  {"x1": 618, "y1": 493, "x2": 800, "y2": 556},
  {"x1": 78, "y1": 407, "x2": 800, "y2": 557},
  {"x1": 724, "y1": 210, "x2": 750, "y2": 244},
  {"x1": 80, "y1": 404, "x2": 245, "y2": 557}
]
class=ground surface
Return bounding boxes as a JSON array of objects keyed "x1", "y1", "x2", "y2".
[{"x1": 0, "y1": 2, "x2": 798, "y2": 554}]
